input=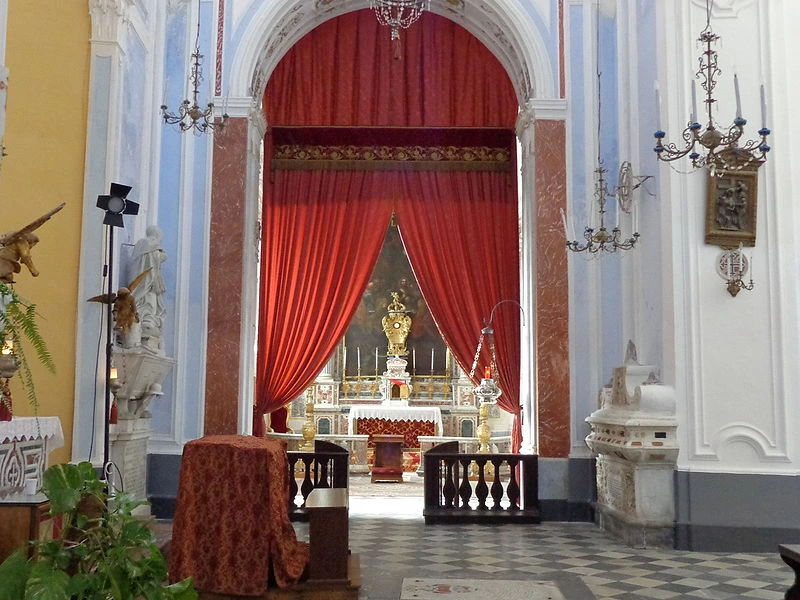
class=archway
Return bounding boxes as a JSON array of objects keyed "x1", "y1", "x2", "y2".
[{"x1": 205, "y1": 1, "x2": 570, "y2": 458}]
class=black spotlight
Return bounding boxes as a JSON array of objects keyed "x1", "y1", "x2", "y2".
[{"x1": 96, "y1": 183, "x2": 139, "y2": 228}]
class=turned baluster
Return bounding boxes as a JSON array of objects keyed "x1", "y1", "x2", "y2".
[{"x1": 490, "y1": 457, "x2": 504, "y2": 510}]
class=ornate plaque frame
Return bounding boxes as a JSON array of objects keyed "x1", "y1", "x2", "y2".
[{"x1": 705, "y1": 153, "x2": 761, "y2": 248}]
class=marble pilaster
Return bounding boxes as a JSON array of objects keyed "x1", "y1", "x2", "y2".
[
  {"x1": 534, "y1": 119, "x2": 570, "y2": 458},
  {"x1": 205, "y1": 117, "x2": 248, "y2": 435}
]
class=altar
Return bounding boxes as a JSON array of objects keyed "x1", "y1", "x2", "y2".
[{"x1": 347, "y1": 405, "x2": 442, "y2": 448}]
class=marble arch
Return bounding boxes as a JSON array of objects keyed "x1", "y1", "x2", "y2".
[
  {"x1": 207, "y1": 1, "x2": 569, "y2": 458},
  {"x1": 228, "y1": 0, "x2": 557, "y2": 103}
]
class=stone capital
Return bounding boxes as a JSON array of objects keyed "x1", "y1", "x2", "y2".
[{"x1": 89, "y1": 0, "x2": 134, "y2": 43}]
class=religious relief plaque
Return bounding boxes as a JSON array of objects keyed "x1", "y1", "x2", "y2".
[{"x1": 705, "y1": 149, "x2": 762, "y2": 248}]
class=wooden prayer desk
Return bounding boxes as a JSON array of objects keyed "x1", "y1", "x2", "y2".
[
  {"x1": 0, "y1": 492, "x2": 51, "y2": 561},
  {"x1": 306, "y1": 487, "x2": 349, "y2": 583},
  {"x1": 370, "y1": 434, "x2": 405, "y2": 483},
  {"x1": 168, "y1": 435, "x2": 309, "y2": 595}
]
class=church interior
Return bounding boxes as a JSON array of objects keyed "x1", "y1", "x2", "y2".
[{"x1": 1, "y1": 0, "x2": 799, "y2": 598}]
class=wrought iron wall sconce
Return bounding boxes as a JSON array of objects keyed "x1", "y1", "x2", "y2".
[{"x1": 717, "y1": 245, "x2": 753, "y2": 297}]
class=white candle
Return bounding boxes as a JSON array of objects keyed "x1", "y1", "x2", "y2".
[
  {"x1": 342, "y1": 346, "x2": 346, "y2": 372},
  {"x1": 738, "y1": 243, "x2": 744, "y2": 272},
  {"x1": 560, "y1": 208, "x2": 570, "y2": 240},
  {"x1": 691, "y1": 80, "x2": 698, "y2": 124},
  {"x1": 654, "y1": 81, "x2": 662, "y2": 130},
  {"x1": 760, "y1": 84, "x2": 767, "y2": 128},
  {"x1": 412, "y1": 347, "x2": 416, "y2": 369},
  {"x1": 375, "y1": 347, "x2": 378, "y2": 372},
  {"x1": 733, "y1": 72, "x2": 742, "y2": 118},
  {"x1": 431, "y1": 347, "x2": 435, "y2": 373},
  {"x1": 357, "y1": 346, "x2": 361, "y2": 371}
]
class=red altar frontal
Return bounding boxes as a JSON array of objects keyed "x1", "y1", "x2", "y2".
[{"x1": 347, "y1": 405, "x2": 442, "y2": 448}]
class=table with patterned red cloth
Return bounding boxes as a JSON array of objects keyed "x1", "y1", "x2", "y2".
[
  {"x1": 168, "y1": 435, "x2": 309, "y2": 595},
  {"x1": 347, "y1": 406, "x2": 442, "y2": 448}
]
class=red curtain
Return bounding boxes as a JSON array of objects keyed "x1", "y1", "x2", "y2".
[
  {"x1": 254, "y1": 169, "x2": 393, "y2": 436},
  {"x1": 258, "y1": 10, "x2": 523, "y2": 448},
  {"x1": 264, "y1": 9, "x2": 517, "y2": 128},
  {"x1": 394, "y1": 171, "x2": 522, "y2": 451}
]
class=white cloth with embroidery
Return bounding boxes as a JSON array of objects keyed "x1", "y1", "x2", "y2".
[
  {"x1": 0, "y1": 416, "x2": 64, "y2": 448},
  {"x1": 347, "y1": 406, "x2": 442, "y2": 435}
]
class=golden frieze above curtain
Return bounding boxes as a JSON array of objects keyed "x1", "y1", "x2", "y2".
[{"x1": 269, "y1": 126, "x2": 513, "y2": 172}]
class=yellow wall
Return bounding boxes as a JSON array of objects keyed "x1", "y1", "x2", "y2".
[{"x1": 0, "y1": 1, "x2": 91, "y2": 464}]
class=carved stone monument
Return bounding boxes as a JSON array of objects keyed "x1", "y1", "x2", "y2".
[
  {"x1": 109, "y1": 226, "x2": 175, "y2": 514},
  {"x1": 585, "y1": 341, "x2": 678, "y2": 548}
]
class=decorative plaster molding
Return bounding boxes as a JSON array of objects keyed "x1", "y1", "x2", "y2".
[
  {"x1": 689, "y1": 0, "x2": 756, "y2": 18},
  {"x1": 167, "y1": 0, "x2": 191, "y2": 14},
  {"x1": 530, "y1": 98, "x2": 567, "y2": 121},
  {"x1": 715, "y1": 423, "x2": 790, "y2": 462},
  {"x1": 89, "y1": 0, "x2": 134, "y2": 42}
]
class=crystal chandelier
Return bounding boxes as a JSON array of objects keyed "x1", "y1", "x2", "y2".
[
  {"x1": 564, "y1": 4, "x2": 648, "y2": 255},
  {"x1": 564, "y1": 164, "x2": 641, "y2": 254},
  {"x1": 160, "y1": 8, "x2": 227, "y2": 134},
  {"x1": 653, "y1": 0, "x2": 770, "y2": 175},
  {"x1": 371, "y1": 0, "x2": 429, "y2": 41}
]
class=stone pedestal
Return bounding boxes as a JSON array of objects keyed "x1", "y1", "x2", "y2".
[
  {"x1": 110, "y1": 348, "x2": 175, "y2": 513},
  {"x1": 109, "y1": 417, "x2": 152, "y2": 516},
  {"x1": 585, "y1": 343, "x2": 678, "y2": 548}
]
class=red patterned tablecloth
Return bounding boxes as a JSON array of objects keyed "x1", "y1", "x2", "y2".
[
  {"x1": 169, "y1": 435, "x2": 309, "y2": 595},
  {"x1": 356, "y1": 417, "x2": 436, "y2": 448}
]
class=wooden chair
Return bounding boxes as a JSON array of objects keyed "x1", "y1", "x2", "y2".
[{"x1": 370, "y1": 434, "x2": 404, "y2": 483}]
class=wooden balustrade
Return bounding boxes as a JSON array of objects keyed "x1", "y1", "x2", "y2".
[
  {"x1": 423, "y1": 441, "x2": 540, "y2": 524},
  {"x1": 287, "y1": 440, "x2": 349, "y2": 521}
]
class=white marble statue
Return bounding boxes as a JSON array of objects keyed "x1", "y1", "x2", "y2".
[{"x1": 129, "y1": 225, "x2": 167, "y2": 353}]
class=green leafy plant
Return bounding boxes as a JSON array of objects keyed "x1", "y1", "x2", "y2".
[
  {"x1": 0, "y1": 281, "x2": 56, "y2": 412},
  {"x1": 0, "y1": 462, "x2": 196, "y2": 600}
]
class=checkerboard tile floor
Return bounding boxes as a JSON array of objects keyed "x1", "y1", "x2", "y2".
[{"x1": 317, "y1": 497, "x2": 793, "y2": 599}]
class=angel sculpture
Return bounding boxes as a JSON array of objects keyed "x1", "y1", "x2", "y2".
[
  {"x1": 0, "y1": 203, "x2": 66, "y2": 284},
  {"x1": 87, "y1": 268, "x2": 151, "y2": 335}
]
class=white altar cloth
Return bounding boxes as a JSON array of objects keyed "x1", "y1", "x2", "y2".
[
  {"x1": 0, "y1": 416, "x2": 64, "y2": 448},
  {"x1": 347, "y1": 405, "x2": 442, "y2": 435},
  {"x1": 0, "y1": 417, "x2": 64, "y2": 492}
]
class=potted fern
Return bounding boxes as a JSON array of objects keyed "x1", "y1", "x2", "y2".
[
  {"x1": 0, "y1": 461, "x2": 197, "y2": 600},
  {"x1": 0, "y1": 281, "x2": 55, "y2": 416}
]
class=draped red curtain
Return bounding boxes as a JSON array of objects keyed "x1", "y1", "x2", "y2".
[
  {"x1": 264, "y1": 10, "x2": 517, "y2": 128},
  {"x1": 258, "y1": 10, "x2": 522, "y2": 447},
  {"x1": 393, "y1": 171, "x2": 521, "y2": 451},
  {"x1": 254, "y1": 169, "x2": 393, "y2": 436}
]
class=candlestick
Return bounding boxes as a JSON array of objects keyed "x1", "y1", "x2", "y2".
[
  {"x1": 760, "y1": 83, "x2": 767, "y2": 128},
  {"x1": 690, "y1": 79, "x2": 697, "y2": 124},
  {"x1": 654, "y1": 81, "x2": 662, "y2": 131},
  {"x1": 733, "y1": 72, "x2": 742, "y2": 118}
]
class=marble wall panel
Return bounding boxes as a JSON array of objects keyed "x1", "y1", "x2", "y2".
[
  {"x1": 205, "y1": 117, "x2": 248, "y2": 434},
  {"x1": 535, "y1": 119, "x2": 570, "y2": 458}
]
